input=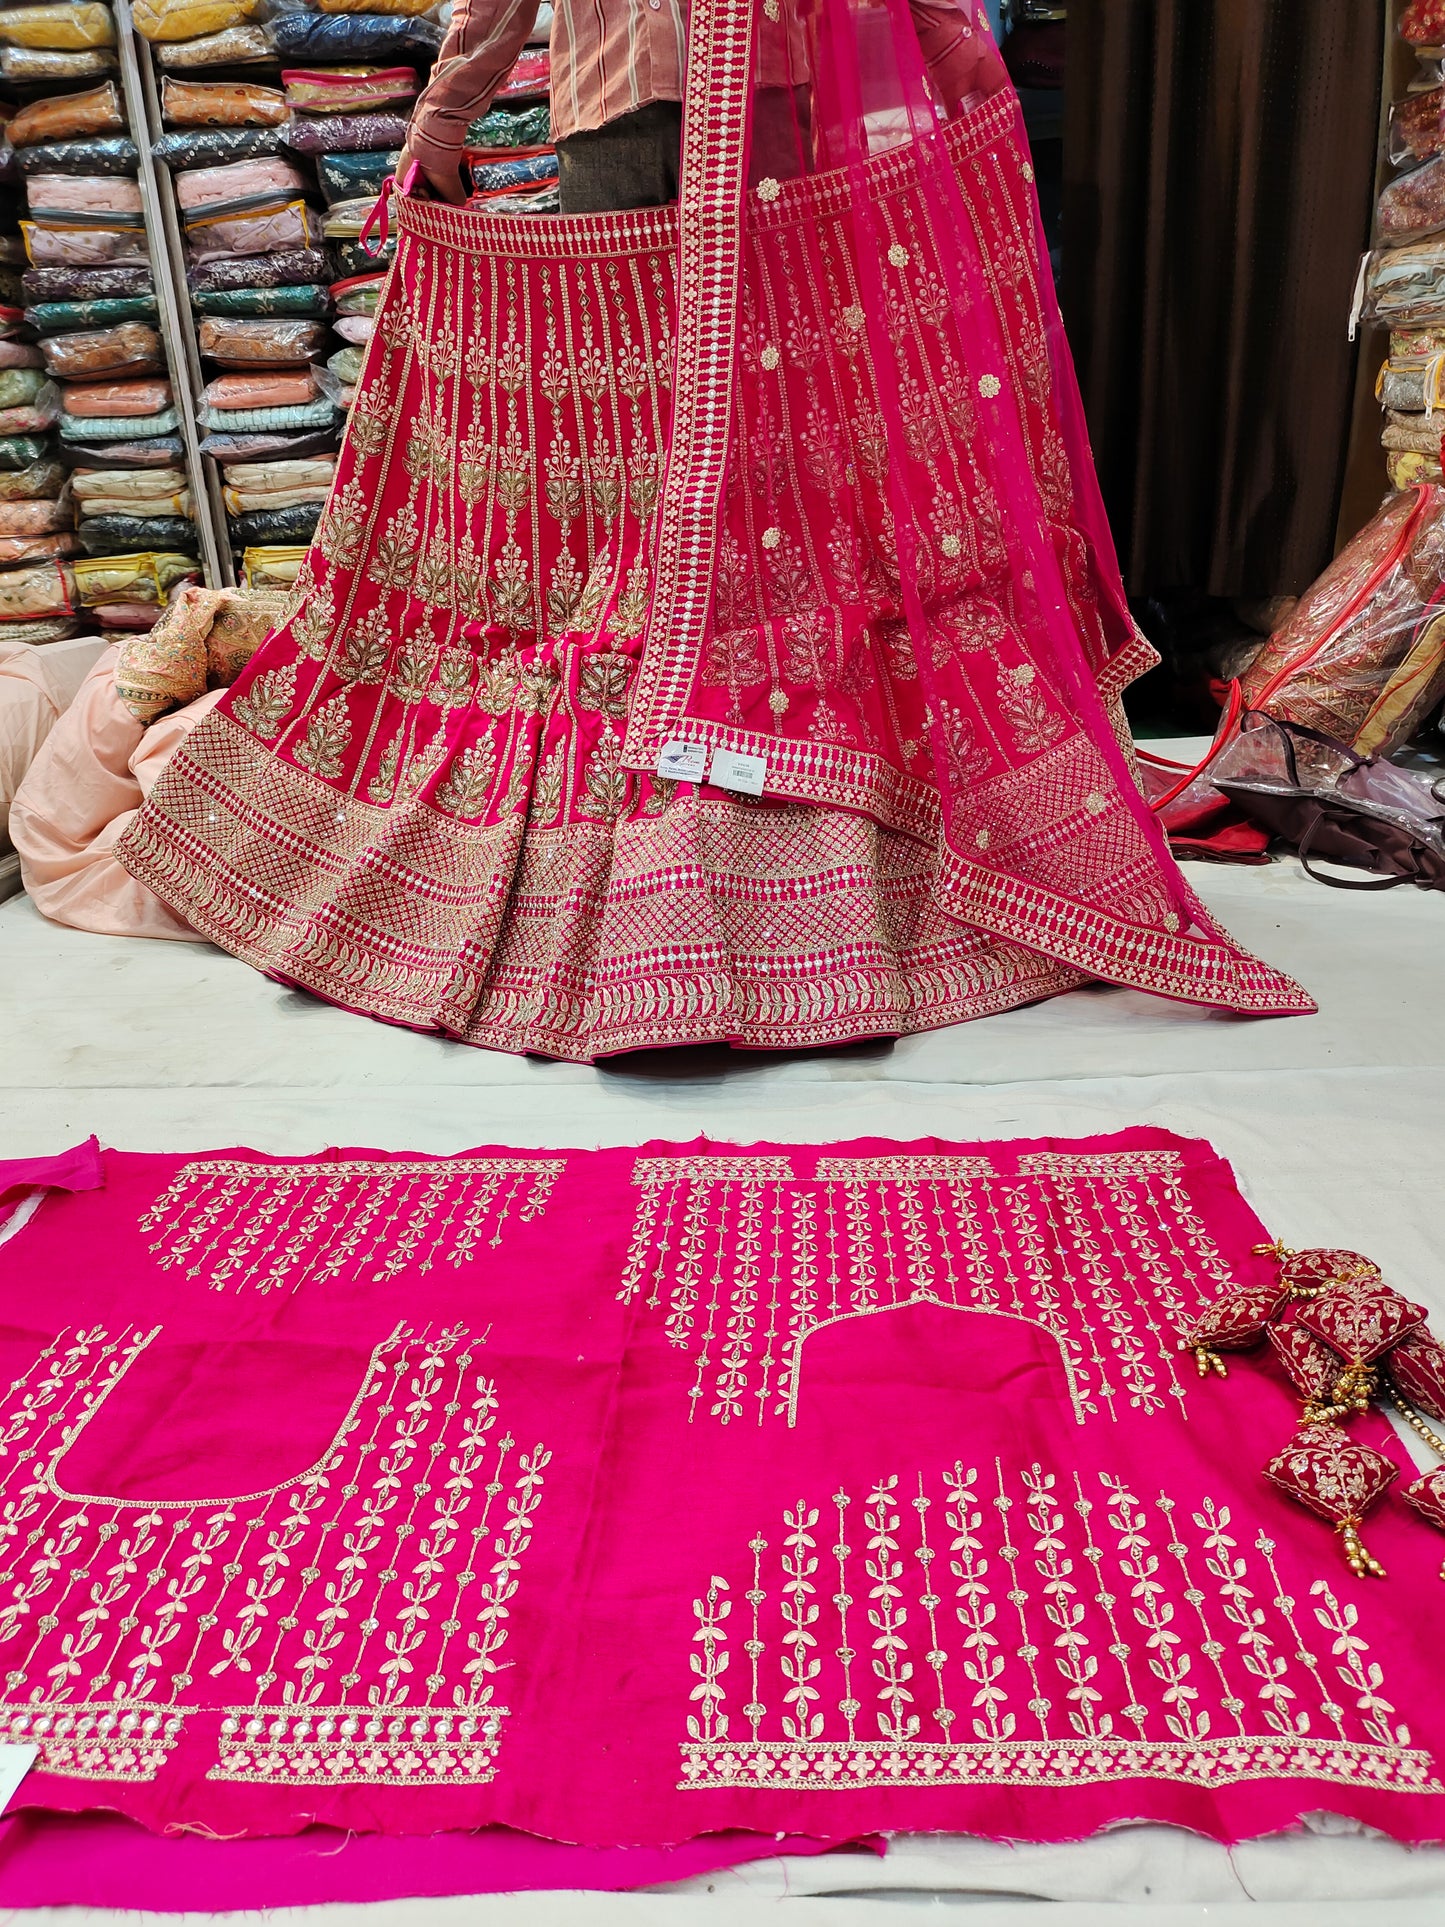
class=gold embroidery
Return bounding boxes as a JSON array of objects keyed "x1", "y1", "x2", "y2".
[
  {"x1": 230, "y1": 661, "x2": 297, "y2": 741},
  {"x1": 292, "y1": 692, "x2": 352, "y2": 780},
  {"x1": 435, "y1": 738, "x2": 499, "y2": 818}
]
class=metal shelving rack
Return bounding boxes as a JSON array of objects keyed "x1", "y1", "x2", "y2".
[{"x1": 114, "y1": 0, "x2": 229, "y2": 585}]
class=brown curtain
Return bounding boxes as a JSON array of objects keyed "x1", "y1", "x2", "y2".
[{"x1": 1062, "y1": 0, "x2": 1385, "y2": 602}]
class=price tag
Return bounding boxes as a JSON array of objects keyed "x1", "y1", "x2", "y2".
[
  {"x1": 709, "y1": 747, "x2": 768, "y2": 796},
  {"x1": 656, "y1": 740, "x2": 709, "y2": 782}
]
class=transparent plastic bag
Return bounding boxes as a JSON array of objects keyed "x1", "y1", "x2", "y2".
[
  {"x1": 320, "y1": 194, "x2": 374, "y2": 237},
  {"x1": 155, "y1": 125, "x2": 287, "y2": 167},
  {"x1": 26, "y1": 173, "x2": 143, "y2": 215},
  {"x1": 198, "y1": 395, "x2": 337, "y2": 431},
  {"x1": 62, "y1": 377, "x2": 173, "y2": 418},
  {"x1": 133, "y1": 0, "x2": 260, "y2": 42},
  {"x1": 271, "y1": 12, "x2": 440, "y2": 59},
  {"x1": 464, "y1": 101, "x2": 550, "y2": 148},
  {"x1": 201, "y1": 425, "x2": 339, "y2": 458},
  {"x1": 242, "y1": 542, "x2": 305, "y2": 586},
  {"x1": 493, "y1": 47, "x2": 549, "y2": 100},
  {"x1": 174, "y1": 154, "x2": 310, "y2": 210},
  {"x1": 281, "y1": 108, "x2": 408, "y2": 152},
  {"x1": 60, "y1": 405, "x2": 182, "y2": 441},
  {"x1": 333, "y1": 237, "x2": 393, "y2": 275},
  {"x1": 197, "y1": 315, "x2": 327, "y2": 362},
  {"x1": 0, "y1": 7, "x2": 116, "y2": 51},
  {"x1": 332, "y1": 312, "x2": 370, "y2": 343},
  {"x1": 467, "y1": 150, "x2": 557, "y2": 194},
  {"x1": 80, "y1": 515, "x2": 197, "y2": 555},
  {"x1": 192, "y1": 282, "x2": 329, "y2": 316},
  {"x1": 0, "y1": 47, "x2": 115, "y2": 79},
  {"x1": 281, "y1": 63, "x2": 418, "y2": 111},
  {"x1": 1376, "y1": 353, "x2": 1445, "y2": 411},
  {"x1": 1389, "y1": 88, "x2": 1445, "y2": 168},
  {"x1": 58, "y1": 431, "x2": 184, "y2": 463},
  {"x1": 26, "y1": 294, "x2": 157, "y2": 332},
  {"x1": 23, "y1": 261, "x2": 150, "y2": 301},
  {"x1": 315, "y1": 0, "x2": 436, "y2": 15},
  {"x1": 316, "y1": 146, "x2": 397, "y2": 203},
  {"x1": 21, "y1": 220, "x2": 148, "y2": 267},
  {"x1": 231, "y1": 500, "x2": 318, "y2": 541},
  {"x1": 41, "y1": 322, "x2": 162, "y2": 379},
  {"x1": 1387, "y1": 448, "x2": 1443, "y2": 487},
  {"x1": 72, "y1": 464, "x2": 188, "y2": 505},
  {"x1": 0, "y1": 436, "x2": 50, "y2": 469},
  {"x1": 15, "y1": 137, "x2": 138, "y2": 176},
  {"x1": 0, "y1": 559, "x2": 74, "y2": 619},
  {"x1": 0, "y1": 368, "x2": 48, "y2": 411},
  {"x1": 1378, "y1": 155, "x2": 1445, "y2": 245},
  {"x1": 74, "y1": 550, "x2": 200, "y2": 605},
  {"x1": 0, "y1": 457, "x2": 65, "y2": 500},
  {"x1": 0, "y1": 340, "x2": 43, "y2": 369},
  {"x1": 0, "y1": 531, "x2": 79, "y2": 564},
  {"x1": 160, "y1": 77, "x2": 288, "y2": 125},
  {"x1": 1240, "y1": 483, "x2": 1445, "y2": 755},
  {"x1": 187, "y1": 246, "x2": 328, "y2": 292},
  {"x1": 6, "y1": 83, "x2": 122, "y2": 149},
  {"x1": 326, "y1": 342, "x2": 361, "y2": 386},
  {"x1": 0, "y1": 495, "x2": 71, "y2": 536},
  {"x1": 330, "y1": 269, "x2": 382, "y2": 314},
  {"x1": 184, "y1": 199, "x2": 320, "y2": 260},
  {"x1": 1401, "y1": 0, "x2": 1445, "y2": 47},
  {"x1": 1382, "y1": 408, "x2": 1444, "y2": 452},
  {"x1": 221, "y1": 452, "x2": 332, "y2": 488},
  {"x1": 200, "y1": 367, "x2": 316, "y2": 409},
  {"x1": 157, "y1": 24, "x2": 272, "y2": 67}
]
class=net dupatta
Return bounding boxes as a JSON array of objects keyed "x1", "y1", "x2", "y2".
[{"x1": 625, "y1": 0, "x2": 1311, "y2": 1014}]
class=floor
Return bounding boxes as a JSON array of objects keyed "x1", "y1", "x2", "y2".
[{"x1": 2, "y1": 776, "x2": 1444, "y2": 1923}]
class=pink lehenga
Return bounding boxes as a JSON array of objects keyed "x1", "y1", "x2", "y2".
[{"x1": 118, "y1": 0, "x2": 1312, "y2": 1059}]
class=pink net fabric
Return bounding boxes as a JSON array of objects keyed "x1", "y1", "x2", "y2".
[{"x1": 116, "y1": 0, "x2": 1310, "y2": 1054}]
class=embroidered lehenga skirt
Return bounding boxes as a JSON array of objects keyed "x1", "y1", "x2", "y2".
[{"x1": 119, "y1": 76, "x2": 1310, "y2": 1059}]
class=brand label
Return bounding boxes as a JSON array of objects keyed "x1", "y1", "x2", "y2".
[
  {"x1": 709, "y1": 747, "x2": 768, "y2": 796},
  {"x1": 656, "y1": 740, "x2": 709, "y2": 782}
]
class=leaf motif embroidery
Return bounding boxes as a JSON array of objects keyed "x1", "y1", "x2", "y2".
[
  {"x1": 428, "y1": 646, "x2": 474, "y2": 709},
  {"x1": 530, "y1": 745, "x2": 565, "y2": 825},
  {"x1": 997, "y1": 662, "x2": 1063, "y2": 756},
  {"x1": 291, "y1": 583, "x2": 335, "y2": 663},
  {"x1": 577, "y1": 731, "x2": 629, "y2": 818},
  {"x1": 337, "y1": 607, "x2": 391, "y2": 685},
  {"x1": 231, "y1": 660, "x2": 297, "y2": 740},
  {"x1": 577, "y1": 651, "x2": 633, "y2": 718},
  {"x1": 318, "y1": 481, "x2": 366, "y2": 570},
  {"x1": 368, "y1": 502, "x2": 420, "y2": 593},
  {"x1": 292, "y1": 691, "x2": 352, "y2": 780},
  {"x1": 435, "y1": 737, "x2": 498, "y2": 818},
  {"x1": 367, "y1": 731, "x2": 400, "y2": 804}
]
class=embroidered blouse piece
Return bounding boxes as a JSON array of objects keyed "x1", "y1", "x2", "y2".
[{"x1": 0, "y1": 1129, "x2": 1441, "y2": 1845}]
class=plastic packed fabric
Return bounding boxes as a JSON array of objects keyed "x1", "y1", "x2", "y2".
[
  {"x1": 78, "y1": 515, "x2": 197, "y2": 555},
  {"x1": 157, "y1": 25, "x2": 271, "y2": 67},
  {"x1": 271, "y1": 12, "x2": 440, "y2": 60},
  {"x1": 0, "y1": 47, "x2": 115, "y2": 79},
  {"x1": 6, "y1": 84, "x2": 123, "y2": 149},
  {"x1": 184, "y1": 201, "x2": 319, "y2": 261},
  {"x1": 332, "y1": 312, "x2": 370, "y2": 343},
  {"x1": 492, "y1": 46, "x2": 549, "y2": 99},
  {"x1": 0, "y1": 496, "x2": 71, "y2": 535},
  {"x1": 79, "y1": 487, "x2": 190, "y2": 515},
  {"x1": 26, "y1": 173, "x2": 142, "y2": 215},
  {"x1": 1382, "y1": 408, "x2": 1444, "y2": 453},
  {"x1": 175, "y1": 155, "x2": 310, "y2": 211},
  {"x1": 316, "y1": 147, "x2": 398, "y2": 203},
  {"x1": 192, "y1": 282, "x2": 329, "y2": 317},
  {"x1": 187, "y1": 246, "x2": 328, "y2": 292},
  {"x1": 0, "y1": 305, "x2": 25, "y2": 341},
  {"x1": 154, "y1": 126, "x2": 288, "y2": 168},
  {"x1": 1389, "y1": 88, "x2": 1445, "y2": 168},
  {"x1": 21, "y1": 221, "x2": 147, "y2": 268},
  {"x1": 72, "y1": 464, "x2": 187, "y2": 503},
  {"x1": 200, "y1": 368, "x2": 316, "y2": 409},
  {"x1": 221, "y1": 453, "x2": 332, "y2": 488},
  {"x1": 57, "y1": 432, "x2": 183, "y2": 465},
  {"x1": 1401, "y1": 0, "x2": 1445, "y2": 46},
  {"x1": 326, "y1": 342, "x2": 361, "y2": 385},
  {"x1": 468, "y1": 151, "x2": 557, "y2": 192},
  {"x1": 23, "y1": 261, "x2": 150, "y2": 301},
  {"x1": 1387, "y1": 448, "x2": 1443, "y2": 487},
  {"x1": 1240, "y1": 484, "x2": 1445, "y2": 755},
  {"x1": 0, "y1": 530, "x2": 79, "y2": 564},
  {"x1": 0, "y1": 614, "x2": 78, "y2": 641},
  {"x1": 200, "y1": 424, "x2": 338, "y2": 459},
  {"x1": 281, "y1": 64, "x2": 418, "y2": 112},
  {"x1": 1390, "y1": 324, "x2": 1445, "y2": 360},
  {"x1": 59, "y1": 405, "x2": 181, "y2": 441},
  {"x1": 0, "y1": 436, "x2": 50, "y2": 469},
  {"x1": 0, "y1": 559, "x2": 74, "y2": 619},
  {"x1": 315, "y1": 0, "x2": 436, "y2": 14},
  {"x1": 241, "y1": 542, "x2": 305, "y2": 586},
  {"x1": 0, "y1": 403, "x2": 59, "y2": 437},
  {"x1": 464, "y1": 101, "x2": 550, "y2": 148},
  {"x1": 0, "y1": 457, "x2": 65, "y2": 500},
  {"x1": 1377, "y1": 352, "x2": 1445, "y2": 412},
  {"x1": 197, "y1": 315, "x2": 327, "y2": 363},
  {"x1": 73, "y1": 550, "x2": 200, "y2": 606},
  {"x1": 198, "y1": 396, "x2": 337, "y2": 432},
  {"x1": 0, "y1": 341, "x2": 43, "y2": 369},
  {"x1": 160, "y1": 77, "x2": 288, "y2": 125},
  {"x1": 332, "y1": 236, "x2": 392, "y2": 275},
  {"x1": 14, "y1": 137, "x2": 137, "y2": 176},
  {"x1": 0, "y1": 368, "x2": 49, "y2": 412},
  {"x1": 330, "y1": 270, "x2": 382, "y2": 314},
  {"x1": 132, "y1": 0, "x2": 259, "y2": 42},
  {"x1": 320, "y1": 195, "x2": 375, "y2": 237},
  {"x1": 40, "y1": 322, "x2": 162, "y2": 379},
  {"x1": 228, "y1": 501, "x2": 321, "y2": 542},
  {"x1": 62, "y1": 377, "x2": 172, "y2": 419},
  {"x1": 26, "y1": 294, "x2": 158, "y2": 332},
  {"x1": 1378, "y1": 156, "x2": 1445, "y2": 245},
  {"x1": 224, "y1": 480, "x2": 329, "y2": 511},
  {"x1": 281, "y1": 109, "x2": 409, "y2": 153},
  {"x1": 0, "y1": 6, "x2": 115, "y2": 51}
]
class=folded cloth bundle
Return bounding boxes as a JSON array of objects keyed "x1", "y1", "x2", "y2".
[
  {"x1": 156, "y1": 25, "x2": 271, "y2": 67},
  {"x1": 115, "y1": 581, "x2": 284, "y2": 721},
  {"x1": 25, "y1": 173, "x2": 143, "y2": 216},
  {"x1": 197, "y1": 317, "x2": 328, "y2": 364},
  {"x1": 184, "y1": 200, "x2": 320, "y2": 262},
  {"x1": 330, "y1": 270, "x2": 383, "y2": 315},
  {"x1": 465, "y1": 101, "x2": 550, "y2": 148},
  {"x1": 57, "y1": 432, "x2": 183, "y2": 466},
  {"x1": 187, "y1": 247, "x2": 329, "y2": 293},
  {"x1": 0, "y1": 458, "x2": 66, "y2": 500},
  {"x1": 154, "y1": 126, "x2": 288, "y2": 168},
  {"x1": 316, "y1": 147, "x2": 399, "y2": 203},
  {"x1": 282, "y1": 109, "x2": 409, "y2": 153},
  {"x1": 0, "y1": 6, "x2": 116, "y2": 50},
  {"x1": 0, "y1": 559, "x2": 75, "y2": 620},
  {"x1": 0, "y1": 437, "x2": 52, "y2": 470},
  {"x1": 132, "y1": 0, "x2": 260, "y2": 41},
  {"x1": 20, "y1": 220, "x2": 147, "y2": 268},
  {"x1": 199, "y1": 425, "x2": 339, "y2": 460},
  {"x1": 22, "y1": 262, "x2": 151, "y2": 302},
  {"x1": 72, "y1": 464, "x2": 188, "y2": 502},
  {"x1": 73, "y1": 550, "x2": 199, "y2": 607},
  {"x1": 332, "y1": 314, "x2": 371, "y2": 343},
  {"x1": 1382, "y1": 409, "x2": 1445, "y2": 453},
  {"x1": 0, "y1": 342, "x2": 46, "y2": 369},
  {"x1": 191, "y1": 283, "x2": 330, "y2": 318},
  {"x1": 281, "y1": 63, "x2": 419, "y2": 112},
  {"x1": 201, "y1": 368, "x2": 316, "y2": 411},
  {"x1": 1, "y1": 48, "x2": 116, "y2": 79},
  {"x1": 5, "y1": 83, "x2": 123, "y2": 148},
  {"x1": 41, "y1": 322, "x2": 163, "y2": 379},
  {"x1": 0, "y1": 532, "x2": 80, "y2": 565},
  {"x1": 271, "y1": 11, "x2": 441, "y2": 59},
  {"x1": 62, "y1": 377, "x2": 173, "y2": 419},
  {"x1": 174, "y1": 155, "x2": 311, "y2": 211},
  {"x1": 79, "y1": 514, "x2": 196, "y2": 555},
  {"x1": 241, "y1": 542, "x2": 305, "y2": 587},
  {"x1": 0, "y1": 497, "x2": 73, "y2": 535},
  {"x1": 14, "y1": 138, "x2": 139, "y2": 175},
  {"x1": 59, "y1": 406, "x2": 182, "y2": 442},
  {"x1": 161, "y1": 77, "x2": 288, "y2": 124},
  {"x1": 229, "y1": 501, "x2": 320, "y2": 542}
]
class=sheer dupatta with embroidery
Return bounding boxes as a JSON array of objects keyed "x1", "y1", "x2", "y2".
[{"x1": 116, "y1": 0, "x2": 1311, "y2": 1056}]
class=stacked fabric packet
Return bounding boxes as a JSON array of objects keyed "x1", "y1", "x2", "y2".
[{"x1": 462, "y1": 50, "x2": 555, "y2": 215}]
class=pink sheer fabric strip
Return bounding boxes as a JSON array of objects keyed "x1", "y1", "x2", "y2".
[{"x1": 0, "y1": 1130, "x2": 1441, "y2": 1846}]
